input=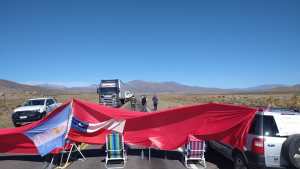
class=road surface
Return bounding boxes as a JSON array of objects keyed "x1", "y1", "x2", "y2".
[
  {"x1": 67, "y1": 145, "x2": 233, "y2": 169},
  {"x1": 0, "y1": 153, "x2": 51, "y2": 169},
  {"x1": 0, "y1": 144, "x2": 233, "y2": 169}
]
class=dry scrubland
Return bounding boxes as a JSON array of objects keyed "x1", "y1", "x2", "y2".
[
  {"x1": 157, "y1": 93, "x2": 300, "y2": 110},
  {"x1": 0, "y1": 92, "x2": 300, "y2": 128}
]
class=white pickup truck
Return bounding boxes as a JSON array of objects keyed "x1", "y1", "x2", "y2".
[
  {"x1": 11, "y1": 97, "x2": 60, "y2": 127},
  {"x1": 209, "y1": 108, "x2": 300, "y2": 169}
]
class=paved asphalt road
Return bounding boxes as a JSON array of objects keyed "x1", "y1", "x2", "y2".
[
  {"x1": 0, "y1": 144, "x2": 233, "y2": 169},
  {"x1": 0, "y1": 153, "x2": 50, "y2": 169}
]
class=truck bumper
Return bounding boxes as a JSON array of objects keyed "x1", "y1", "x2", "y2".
[
  {"x1": 246, "y1": 152, "x2": 287, "y2": 169},
  {"x1": 12, "y1": 113, "x2": 44, "y2": 125}
]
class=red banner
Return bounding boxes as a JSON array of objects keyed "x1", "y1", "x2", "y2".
[
  {"x1": 69, "y1": 99, "x2": 257, "y2": 150},
  {"x1": 0, "y1": 99, "x2": 256, "y2": 155}
]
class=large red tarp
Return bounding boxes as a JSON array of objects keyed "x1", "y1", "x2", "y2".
[
  {"x1": 69, "y1": 99, "x2": 257, "y2": 150},
  {"x1": 0, "y1": 98, "x2": 257, "y2": 154}
]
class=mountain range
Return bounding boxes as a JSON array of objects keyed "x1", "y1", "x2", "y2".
[
  {"x1": 1, "y1": 79, "x2": 300, "y2": 95},
  {"x1": 0, "y1": 79, "x2": 59, "y2": 94}
]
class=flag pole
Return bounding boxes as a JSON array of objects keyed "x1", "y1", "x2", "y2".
[{"x1": 65, "y1": 99, "x2": 74, "y2": 140}]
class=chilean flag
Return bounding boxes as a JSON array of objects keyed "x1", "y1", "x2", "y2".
[{"x1": 71, "y1": 117, "x2": 126, "y2": 134}]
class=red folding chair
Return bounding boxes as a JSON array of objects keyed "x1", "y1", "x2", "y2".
[{"x1": 184, "y1": 135, "x2": 206, "y2": 168}]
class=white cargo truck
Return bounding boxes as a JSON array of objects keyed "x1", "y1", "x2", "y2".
[{"x1": 97, "y1": 79, "x2": 133, "y2": 107}]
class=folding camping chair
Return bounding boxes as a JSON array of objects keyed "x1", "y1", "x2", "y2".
[
  {"x1": 184, "y1": 136, "x2": 206, "y2": 168},
  {"x1": 105, "y1": 132, "x2": 127, "y2": 169},
  {"x1": 58, "y1": 140, "x2": 86, "y2": 168}
]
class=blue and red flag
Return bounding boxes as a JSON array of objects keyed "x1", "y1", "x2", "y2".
[
  {"x1": 71, "y1": 116, "x2": 125, "y2": 133},
  {"x1": 25, "y1": 104, "x2": 71, "y2": 156},
  {"x1": 0, "y1": 101, "x2": 72, "y2": 156}
]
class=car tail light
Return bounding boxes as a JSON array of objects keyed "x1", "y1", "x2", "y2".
[{"x1": 252, "y1": 137, "x2": 264, "y2": 154}]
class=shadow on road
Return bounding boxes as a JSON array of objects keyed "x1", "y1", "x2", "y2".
[
  {"x1": 0, "y1": 146, "x2": 234, "y2": 169},
  {"x1": 79, "y1": 147, "x2": 181, "y2": 160},
  {"x1": 78, "y1": 146, "x2": 233, "y2": 169},
  {"x1": 0, "y1": 154, "x2": 43, "y2": 162},
  {"x1": 205, "y1": 149, "x2": 233, "y2": 169},
  {"x1": 79, "y1": 148, "x2": 105, "y2": 158}
]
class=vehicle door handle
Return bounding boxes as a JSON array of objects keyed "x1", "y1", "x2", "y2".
[{"x1": 267, "y1": 144, "x2": 275, "y2": 147}]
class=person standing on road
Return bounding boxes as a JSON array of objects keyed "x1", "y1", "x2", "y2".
[
  {"x1": 130, "y1": 95, "x2": 137, "y2": 111},
  {"x1": 152, "y1": 94, "x2": 159, "y2": 111},
  {"x1": 141, "y1": 95, "x2": 147, "y2": 112}
]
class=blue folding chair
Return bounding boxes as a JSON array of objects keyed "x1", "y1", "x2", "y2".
[{"x1": 105, "y1": 132, "x2": 127, "y2": 169}]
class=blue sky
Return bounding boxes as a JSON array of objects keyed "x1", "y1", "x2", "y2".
[{"x1": 0, "y1": 0, "x2": 300, "y2": 88}]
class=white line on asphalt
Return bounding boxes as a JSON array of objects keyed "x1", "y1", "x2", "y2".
[
  {"x1": 177, "y1": 148, "x2": 200, "y2": 169},
  {"x1": 190, "y1": 164, "x2": 199, "y2": 169}
]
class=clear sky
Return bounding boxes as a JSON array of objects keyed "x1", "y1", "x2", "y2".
[{"x1": 0, "y1": 0, "x2": 299, "y2": 88}]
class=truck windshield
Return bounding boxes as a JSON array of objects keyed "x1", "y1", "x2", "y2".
[
  {"x1": 23, "y1": 99, "x2": 45, "y2": 106},
  {"x1": 100, "y1": 88, "x2": 117, "y2": 95}
]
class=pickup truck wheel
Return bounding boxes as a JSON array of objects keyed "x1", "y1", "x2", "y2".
[
  {"x1": 284, "y1": 134, "x2": 300, "y2": 168},
  {"x1": 13, "y1": 122, "x2": 21, "y2": 127},
  {"x1": 233, "y1": 153, "x2": 248, "y2": 169},
  {"x1": 39, "y1": 112, "x2": 46, "y2": 119}
]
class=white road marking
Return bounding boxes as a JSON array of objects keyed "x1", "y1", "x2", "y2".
[
  {"x1": 177, "y1": 147, "x2": 202, "y2": 169},
  {"x1": 190, "y1": 163, "x2": 198, "y2": 169}
]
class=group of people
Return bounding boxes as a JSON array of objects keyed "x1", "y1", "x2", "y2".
[{"x1": 130, "y1": 94, "x2": 159, "y2": 112}]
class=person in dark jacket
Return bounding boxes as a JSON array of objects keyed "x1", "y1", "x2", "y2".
[
  {"x1": 152, "y1": 94, "x2": 159, "y2": 111},
  {"x1": 141, "y1": 95, "x2": 147, "y2": 112},
  {"x1": 130, "y1": 95, "x2": 137, "y2": 111}
]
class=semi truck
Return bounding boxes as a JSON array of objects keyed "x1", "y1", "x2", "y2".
[{"x1": 97, "y1": 79, "x2": 133, "y2": 107}]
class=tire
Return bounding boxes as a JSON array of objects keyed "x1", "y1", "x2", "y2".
[
  {"x1": 13, "y1": 122, "x2": 21, "y2": 127},
  {"x1": 283, "y1": 134, "x2": 300, "y2": 169},
  {"x1": 233, "y1": 153, "x2": 248, "y2": 169},
  {"x1": 41, "y1": 112, "x2": 47, "y2": 118}
]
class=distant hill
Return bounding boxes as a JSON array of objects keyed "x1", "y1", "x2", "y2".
[
  {"x1": 0, "y1": 79, "x2": 61, "y2": 96},
  {"x1": 126, "y1": 80, "x2": 300, "y2": 94},
  {"x1": 126, "y1": 80, "x2": 230, "y2": 94},
  {"x1": 269, "y1": 85, "x2": 300, "y2": 93},
  {"x1": 232, "y1": 84, "x2": 300, "y2": 94},
  {"x1": 37, "y1": 83, "x2": 97, "y2": 92},
  {"x1": 66, "y1": 84, "x2": 97, "y2": 92},
  {"x1": 37, "y1": 84, "x2": 67, "y2": 90},
  {"x1": 241, "y1": 84, "x2": 288, "y2": 91},
  {"x1": 1, "y1": 79, "x2": 299, "y2": 95}
]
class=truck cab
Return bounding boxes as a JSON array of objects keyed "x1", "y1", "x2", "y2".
[
  {"x1": 97, "y1": 79, "x2": 122, "y2": 107},
  {"x1": 97, "y1": 79, "x2": 134, "y2": 107}
]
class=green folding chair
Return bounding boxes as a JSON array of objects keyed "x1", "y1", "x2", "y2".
[{"x1": 105, "y1": 132, "x2": 127, "y2": 169}]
